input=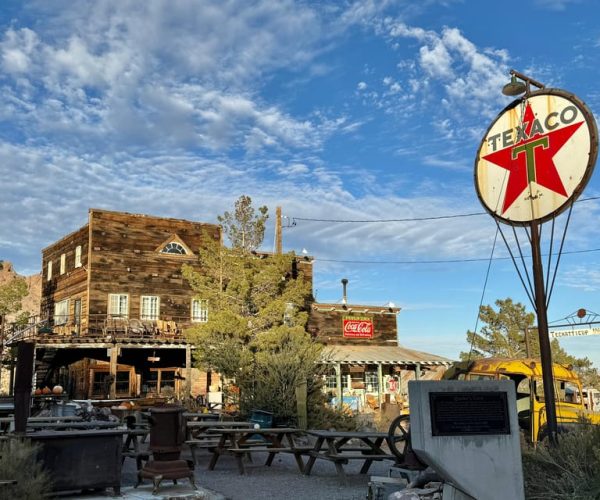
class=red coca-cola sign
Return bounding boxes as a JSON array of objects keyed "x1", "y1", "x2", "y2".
[{"x1": 343, "y1": 316, "x2": 373, "y2": 339}]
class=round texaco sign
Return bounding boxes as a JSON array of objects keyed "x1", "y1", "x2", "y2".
[{"x1": 475, "y1": 89, "x2": 597, "y2": 225}]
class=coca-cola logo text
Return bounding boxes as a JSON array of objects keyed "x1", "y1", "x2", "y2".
[{"x1": 343, "y1": 317, "x2": 373, "y2": 338}]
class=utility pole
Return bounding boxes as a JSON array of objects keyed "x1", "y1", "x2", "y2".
[{"x1": 275, "y1": 206, "x2": 282, "y2": 254}]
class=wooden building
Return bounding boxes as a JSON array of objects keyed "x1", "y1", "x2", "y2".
[
  {"x1": 308, "y1": 282, "x2": 451, "y2": 412},
  {"x1": 35, "y1": 208, "x2": 224, "y2": 400}
]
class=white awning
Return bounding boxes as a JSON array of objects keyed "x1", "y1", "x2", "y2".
[{"x1": 321, "y1": 344, "x2": 452, "y2": 366}]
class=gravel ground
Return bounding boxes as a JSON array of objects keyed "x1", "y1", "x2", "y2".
[{"x1": 118, "y1": 441, "x2": 394, "y2": 500}]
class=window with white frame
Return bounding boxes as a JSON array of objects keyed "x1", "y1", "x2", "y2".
[
  {"x1": 191, "y1": 299, "x2": 208, "y2": 323},
  {"x1": 141, "y1": 295, "x2": 160, "y2": 320},
  {"x1": 108, "y1": 293, "x2": 129, "y2": 318},
  {"x1": 324, "y1": 370, "x2": 337, "y2": 390},
  {"x1": 47, "y1": 261, "x2": 52, "y2": 281},
  {"x1": 75, "y1": 245, "x2": 82, "y2": 268},
  {"x1": 365, "y1": 371, "x2": 379, "y2": 392},
  {"x1": 54, "y1": 299, "x2": 69, "y2": 325},
  {"x1": 60, "y1": 253, "x2": 66, "y2": 275}
]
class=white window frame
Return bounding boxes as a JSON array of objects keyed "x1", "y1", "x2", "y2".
[
  {"x1": 54, "y1": 299, "x2": 69, "y2": 325},
  {"x1": 140, "y1": 295, "x2": 160, "y2": 321},
  {"x1": 75, "y1": 245, "x2": 82, "y2": 268},
  {"x1": 108, "y1": 293, "x2": 129, "y2": 319},
  {"x1": 47, "y1": 260, "x2": 52, "y2": 281},
  {"x1": 191, "y1": 299, "x2": 208, "y2": 323},
  {"x1": 60, "y1": 253, "x2": 66, "y2": 275}
]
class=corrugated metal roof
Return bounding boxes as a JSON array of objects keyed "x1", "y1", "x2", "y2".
[{"x1": 321, "y1": 344, "x2": 453, "y2": 366}]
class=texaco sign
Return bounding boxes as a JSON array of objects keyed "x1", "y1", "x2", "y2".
[{"x1": 475, "y1": 89, "x2": 598, "y2": 225}]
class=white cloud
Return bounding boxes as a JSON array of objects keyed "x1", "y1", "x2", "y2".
[
  {"x1": 0, "y1": 0, "x2": 344, "y2": 154},
  {"x1": 561, "y1": 265, "x2": 600, "y2": 292},
  {"x1": 357, "y1": 81, "x2": 368, "y2": 90},
  {"x1": 382, "y1": 21, "x2": 510, "y2": 119}
]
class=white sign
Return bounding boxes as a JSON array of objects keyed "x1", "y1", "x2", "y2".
[
  {"x1": 475, "y1": 89, "x2": 597, "y2": 225},
  {"x1": 549, "y1": 327, "x2": 600, "y2": 338}
]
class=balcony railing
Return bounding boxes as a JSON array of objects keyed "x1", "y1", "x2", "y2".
[{"x1": 3, "y1": 314, "x2": 202, "y2": 342}]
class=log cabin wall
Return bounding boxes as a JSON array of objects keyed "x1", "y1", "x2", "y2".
[
  {"x1": 307, "y1": 304, "x2": 399, "y2": 345},
  {"x1": 41, "y1": 225, "x2": 89, "y2": 329},
  {"x1": 87, "y1": 209, "x2": 221, "y2": 324}
]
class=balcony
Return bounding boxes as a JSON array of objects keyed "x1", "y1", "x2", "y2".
[{"x1": 3, "y1": 314, "x2": 198, "y2": 344}]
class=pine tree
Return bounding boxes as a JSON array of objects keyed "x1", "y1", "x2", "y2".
[{"x1": 183, "y1": 196, "x2": 322, "y2": 420}]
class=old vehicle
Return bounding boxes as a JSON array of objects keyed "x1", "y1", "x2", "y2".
[
  {"x1": 582, "y1": 387, "x2": 600, "y2": 412},
  {"x1": 443, "y1": 358, "x2": 600, "y2": 443}
]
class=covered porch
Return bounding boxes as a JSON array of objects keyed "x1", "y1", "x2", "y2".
[{"x1": 321, "y1": 344, "x2": 452, "y2": 412}]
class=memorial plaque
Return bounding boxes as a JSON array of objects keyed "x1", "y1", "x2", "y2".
[{"x1": 429, "y1": 391, "x2": 510, "y2": 436}]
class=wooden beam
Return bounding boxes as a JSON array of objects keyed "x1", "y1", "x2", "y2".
[
  {"x1": 185, "y1": 345, "x2": 192, "y2": 398},
  {"x1": 109, "y1": 345, "x2": 118, "y2": 399}
]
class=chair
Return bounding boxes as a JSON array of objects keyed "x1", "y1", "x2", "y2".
[
  {"x1": 103, "y1": 317, "x2": 129, "y2": 338},
  {"x1": 141, "y1": 321, "x2": 157, "y2": 337},
  {"x1": 366, "y1": 394, "x2": 380, "y2": 410},
  {"x1": 128, "y1": 319, "x2": 145, "y2": 338}
]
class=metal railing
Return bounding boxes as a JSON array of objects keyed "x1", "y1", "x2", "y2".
[
  {"x1": 1, "y1": 315, "x2": 50, "y2": 346},
  {"x1": 1, "y1": 313, "x2": 199, "y2": 343}
]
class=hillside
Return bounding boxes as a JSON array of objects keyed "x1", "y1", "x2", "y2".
[{"x1": 0, "y1": 261, "x2": 41, "y2": 321}]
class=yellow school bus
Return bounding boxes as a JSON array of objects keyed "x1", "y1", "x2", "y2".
[{"x1": 442, "y1": 358, "x2": 600, "y2": 443}]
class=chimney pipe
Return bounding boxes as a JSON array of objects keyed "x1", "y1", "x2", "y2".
[{"x1": 341, "y1": 278, "x2": 348, "y2": 305}]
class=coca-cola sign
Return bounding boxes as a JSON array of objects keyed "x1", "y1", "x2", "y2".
[{"x1": 343, "y1": 316, "x2": 373, "y2": 339}]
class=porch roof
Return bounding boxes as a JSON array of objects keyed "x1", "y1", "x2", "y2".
[{"x1": 321, "y1": 344, "x2": 453, "y2": 366}]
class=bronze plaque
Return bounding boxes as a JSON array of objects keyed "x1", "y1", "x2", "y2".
[{"x1": 429, "y1": 391, "x2": 510, "y2": 436}]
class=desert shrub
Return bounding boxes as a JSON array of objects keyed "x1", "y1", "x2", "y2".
[
  {"x1": 0, "y1": 438, "x2": 51, "y2": 499},
  {"x1": 522, "y1": 423, "x2": 600, "y2": 499}
]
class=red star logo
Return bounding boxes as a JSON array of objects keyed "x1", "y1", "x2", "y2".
[{"x1": 482, "y1": 102, "x2": 583, "y2": 214}]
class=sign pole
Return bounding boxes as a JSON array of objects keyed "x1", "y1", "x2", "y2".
[{"x1": 530, "y1": 220, "x2": 558, "y2": 444}]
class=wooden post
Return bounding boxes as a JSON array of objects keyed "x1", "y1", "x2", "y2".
[
  {"x1": 295, "y1": 380, "x2": 307, "y2": 430},
  {"x1": 185, "y1": 345, "x2": 192, "y2": 398},
  {"x1": 14, "y1": 341, "x2": 35, "y2": 434},
  {"x1": 377, "y1": 363, "x2": 383, "y2": 405},
  {"x1": 415, "y1": 363, "x2": 421, "y2": 381},
  {"x1": 335, "y1": 363, "x2": 342, "y2": 410},
  {"x1": 109, "y1": 345, "x2": 118, "y2": 399}
]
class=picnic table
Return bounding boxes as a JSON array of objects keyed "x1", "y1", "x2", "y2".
[
  {"x1": 186, "y1": 421, "x2": 255, "y2": 464},
  {"x1": 186, "y1": 419, "x2": 253, "y2": 439},
  {"x1": 122, "y1": 427, "x2": 150, "y2": 471},
  {"x1": 0, "y1": 415, "x2": 83, "y2": 433},
  {"x1": 303, "y1": 430, "x2": 397, "y2": 485},
  {"x1": 206, "y1": 427, "x2": 305, "y2": 475},
  {"x1": 26, "y1": 421, "x2": 123, "y2": 431}
]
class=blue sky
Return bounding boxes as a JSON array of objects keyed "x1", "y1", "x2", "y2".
[{"x1": 1, "y1": 0, "x2": 600, "y2": 366}]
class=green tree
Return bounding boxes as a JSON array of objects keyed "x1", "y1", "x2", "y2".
[
  {"x1": 461, "y1": 298, "x2": 599, "y2": 387},
  {"x1": 217, "y1": 195, "x2": 268, "y2": 252},
  {"x1": 183, "y1": 197, "x2": 324, "y2": 421},
  {"x1": 0, "y1": 277, "x2": 28, "y2": 326}
]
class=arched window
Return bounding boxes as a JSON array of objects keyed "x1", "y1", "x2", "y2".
[{"x1": 161, "y1": 242, "x2": 187, "y2": 255}]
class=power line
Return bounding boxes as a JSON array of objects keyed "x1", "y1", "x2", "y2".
[
  {"x1": 291, "y1": 195, "x2": 600, "y2": 224},
  {"x1": 314, "y1": 247, "x2": 600, "y2": 265}
]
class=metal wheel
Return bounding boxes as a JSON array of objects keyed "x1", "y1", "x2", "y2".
[{"x1": 387, "y1": 414, "x2": 411, "y2": 460}]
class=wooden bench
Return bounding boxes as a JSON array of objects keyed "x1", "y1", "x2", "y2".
[
  {"x1": 325, "y1": 453, "x2": 395, "y2": 461},
  {"x1": 186, "y1": 439, "x2": 221, "y2": 464}
]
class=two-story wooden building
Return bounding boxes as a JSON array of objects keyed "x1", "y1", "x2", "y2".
[{"x1": 37, "y1": 208, "x2": 225, "y2": 400}]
